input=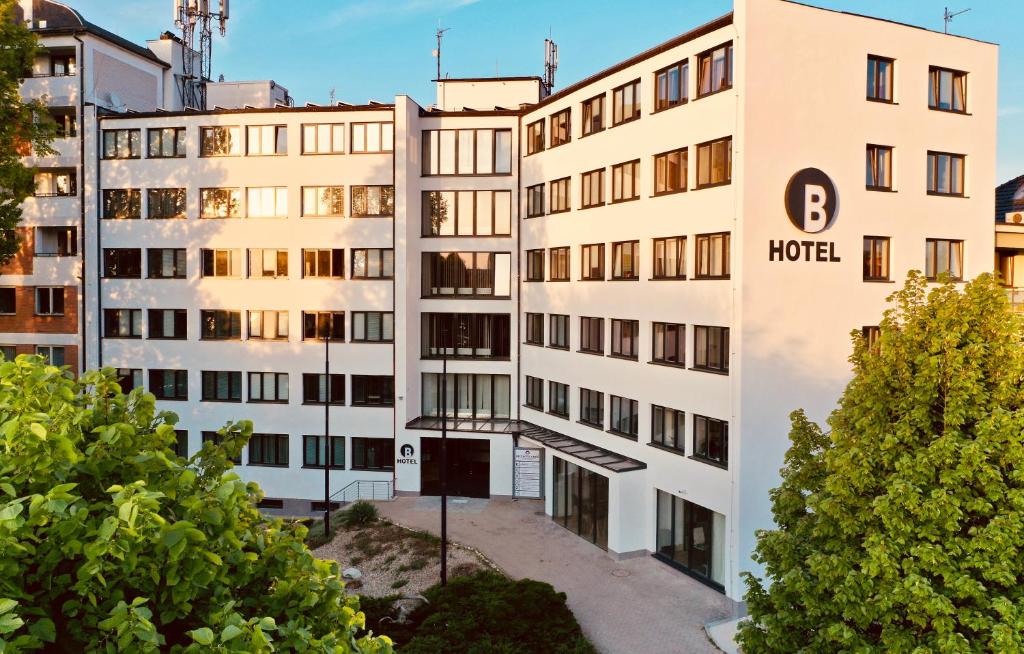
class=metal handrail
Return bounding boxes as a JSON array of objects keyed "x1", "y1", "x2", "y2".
[{"x1": 328, "y1": 479, "x2": 394, "y2": 505}]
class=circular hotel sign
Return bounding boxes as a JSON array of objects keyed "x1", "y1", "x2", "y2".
[{"x1": 784, "y1": 168, "x2": 838, "y2": 233}]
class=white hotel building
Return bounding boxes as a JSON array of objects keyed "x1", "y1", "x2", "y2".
[{"x1": 10, "y1": 0, "x2": 1000, "y2": 599}]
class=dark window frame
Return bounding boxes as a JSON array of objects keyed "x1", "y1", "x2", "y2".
[
  {"x1": 654, "y1": 147, "x2": 687, "y2": 196},
  {"x1": 866, "y1": 55, "x2": 895, "y2": 103},
  {"x1": 611, "y1": 241, "x2": 639, "y2": 280},
  {"x1": 694, "y1": 232, "x2": 730, "y2": 280},
  {"x1": 693, "y1": 325, "x2": 730, "y2": 373},
  {"x1": 654, "y1": 59, "x2": 689, "y2": 111},
  {"x1": 579, "y1": 317, "x2": 604, "y2": 355},
  {"x1": 525, "y1": 249, "x2": 545, "y2": 282},
  {"x1": 149, "y1": 369, "x2": 188, "y2": 401},
  {"x1": 610, "y1": 318, "x2": 639, "y2": 360},
  {"x1": 652, "y1": 405, "x2": 685, "y2": 453},
  {"x1": 525, "y1": 375, "x2": 544, "y2": 411},
  {"x1": 580, "y1": 243, "x2": 605, "y2": 281},
  {"x1": 525, "y1": 312, "x2": 544, "y2": 346},
  {"x1": 695, "y1": 136, "x2": 732, "y2": 189},
  {"x1": 550, "y1": 108, "x2": 571, "y2": 148},
  {"x1": 201, "y1": 370, "x2": 242, "y2": 402},
  {"x1": 248, "y1": 433, "x2": 290, "y2": 467},
  {"x1": 247, "y1": 371, "x2": 290, "y2": 404},
  {"x1": 925, "y1": 238, "x2": 964, "y2": 282},
  {"x1": 102, "y1": 307, "x2": 141, "y2": 338},
  {"x1": 609, "y1": 395, "x2": 639, "y2": 440},
  {"x1": 351, "y1": 375, "x2": 395, "y2": 407},
  {"x1": 653, "y1": 236, "x2": 686, "y2": 280},
  {"x1": 549, "y1": 381, "x2": 570, "y2": 418},
  {"x1": 611, "y1": 78, "x2": 641, "y2": 126},
  {"x1": 351, "y1": 311, "x2": 395, "y2": 343},
  {"x1": 526, "y1": 119, "x2": 545, "y2": 155},
  {"x1": 580, "y1": 168, "x2": 605, "y2": 209},
  {"x1": 928, "y1": 65, "x2": 968, "y2": 114},
  {"x1": 652, "y1": 322, "x2": 685, "y2": 367},
  {"x1": 926, "y1": 150, "x2": 966, "y2": 197},
  {"x1": 302, "y1": 435, "x2": 346, "y2": 468},
  {"x1": 693, "y1": 414, "x2": 728, "y2": 467},
  {"x1": 302, "y1": 373, "x2": 346, "y2": 405},
  {"x1": 148, "y1": 309, "x2": 187, "y2": 340},
  {"x1": 696, "y1": 41, "x2": 734, "y2": 98},
  {"x1": 549, "y1": 177, "x2": 571, "y2": 213},
  {"x1": 147, "y1": 127, "x2": 187, "y2": 158},
  {"x1": 581, "y1": 94, "x2": 605, "y2": 136},
  {"x1": 550, "y1": 314, "x2": 569, "y2": 350},
  {"x1": 863, "y1": 236, "x2": 891, "y2": 282},
  {"x1": 866, "y1": 144, "x2": 894, "y2": 191},
  {"x1": 579, "y1": 387, "x2": 604, "y2": 429}
]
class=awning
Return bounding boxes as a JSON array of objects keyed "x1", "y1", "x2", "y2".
[
  {"x1": 516, "y1": 421, "x2": 646, "y2": 473},
  {"x1": 405, "y1": 416, "x2": 520, "y2": 434}
]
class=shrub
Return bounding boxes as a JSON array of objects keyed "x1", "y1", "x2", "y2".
[{"x1": 342, "y1": 501, "x2": 379, "y2": 528}]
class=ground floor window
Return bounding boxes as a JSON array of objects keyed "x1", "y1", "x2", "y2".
[
  {"x1": 655, "y1": 489, "x2": 725, "y2": 589},
  {"x1": 351, "y1": 437, "x2": 394, "y2": 471},
  {"x1": 552, "y1": 456, "x2": 608, "y2": 549}
]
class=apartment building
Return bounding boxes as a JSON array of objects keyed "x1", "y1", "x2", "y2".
[{"x1": 996, "y1": 175, "x2": 1024, "y2": 311}]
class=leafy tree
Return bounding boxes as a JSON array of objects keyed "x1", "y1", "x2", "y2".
[
  {"x1": 738, "y1": 273, "x2": 1024, "y2": 653},
  {"x1": 0, "y1": 0, "x2": 57, "y2": 264},
  {"x1": 0, "y1": 357, "x2": 394, "y2": 652}
]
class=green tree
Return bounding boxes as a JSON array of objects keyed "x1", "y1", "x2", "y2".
[
  {"x1": 0, "y1": 0, "x2": 57, "y2": 264},
  {"x1": 738, "y1": 272, "x2": 1024, "y2": 653},
  {"x1": 0, "y1": 357, "x2": 393, "y2": 653}
]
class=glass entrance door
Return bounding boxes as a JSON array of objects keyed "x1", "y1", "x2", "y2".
[
  {"x1": 655, "y1": 489, "x2": 724, "y2": 590},
  {"x1": 552, "y1": 456, "x2": 608, "y2": 549}
]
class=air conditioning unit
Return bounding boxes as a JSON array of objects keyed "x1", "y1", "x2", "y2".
[{"x1": 1006, "y1": 212, "x2": 1024, "y2": 224}]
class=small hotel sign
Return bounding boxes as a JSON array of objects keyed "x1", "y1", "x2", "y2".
[{"x1": 771, "y1": 168, "x2": 841, "y2": 262}]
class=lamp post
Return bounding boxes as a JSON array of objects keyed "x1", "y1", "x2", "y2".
[
  {"x1": 440, "y1": 323, "x2": 448, "y2": 586},
  {"x1": 323, "y1": 333, "x2": 331, "y2": 533}
]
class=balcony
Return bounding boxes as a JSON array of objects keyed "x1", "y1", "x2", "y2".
[{"x1": 20, "y1": 75, "x2": 77, "y2": 106}]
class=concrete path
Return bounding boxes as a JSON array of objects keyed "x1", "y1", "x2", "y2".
[{"x1": 374, "y1": 496, "x2": 738, "y2": 654}]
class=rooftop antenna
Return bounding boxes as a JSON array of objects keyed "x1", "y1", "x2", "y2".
[
  {"x1": 433, "y1": 23, "x2": 451, "y2": 81},
  {"x1": 173, "y1": 0, "x2": 229, "y2": 110},
  {"x1": 329, "y1": 86, "x2": 336, "y2": 105},
  {"x1": 543, "y1": 35, "x2": 558, "y2": 95},
  {"x1": 943, "y1": 6, "x2": 971, "y2": 34}
]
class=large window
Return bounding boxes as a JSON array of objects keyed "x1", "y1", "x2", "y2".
[
  {"x1": 612, "y1": 79, "x2": 641, "y2": 126},
  {"x1": 246, "y1": 187, "x2": 288, "y2": 218},
  {"x1": 611, "y1": 241, "x2": 639, "y2": 280},
  {"x1": 150, "y1": 369, "x2": 188, "y2": 401},
  {"x1": 351, "y1": 248, "x2": 394, "y2": 279},
  {"x1": 693, "y1": 415, "x2": 728, "y2": 466},
  {"x1": 148, "y1": 127, "x2": 186, "y2": 158},
  {"x1": 201, "y1": 248, "x2": 242, "y2": 278},
  {"x1": 102, "y1": 189, "x2": 141, "y2": 220},
  {"x1": 351, "y1": 185, "x2": 394, "y2": 217},
  {"x1": 352, "y1": 375, "x2": 395, "y2": 406},
  {"x1": 200, "y1": 310, "x2": 242, "y2": 340},
  {"x1": 34, "y1": 170, "x2": 76, "y2": 197},
  {"x1": 351, "y1": 438, "x2": 394, "y2": 471},
  {"x1": 103, "y1": 249, "x2": 141, "y2": 278},
  {"x1": 581, "y1": 169, "x2": 604, "y2": 208},
  {"x1": 549, "y1": 382, "x2": 569, "y2": 418},
  {"x1": 421, "y1": 252, "x2": 511, "y2": 297},
  {"x1": 610, "y1": 395, "x2": 639, "y2": 439},
  {"x1": 693, "y1": 325, "x2": 729, "y2": 373},
  {"x1": 610, "y1": 319, "x2": 639, "y2": 359},
  {"x1": 302, "y1": 186, "x2": 345, "y2": 217},
  {"x1": 611, "y1": 160, "x2": 640, "y2": 202},
  {"x1": 526, "y1": 119, "x2": 544, "y2": 155},
  {"x1": 116, "y1": 369, "x2": 142, "y2": 394},
  {"x1": 102, "y1": 129, "x2": 141, "y2": 159},
  {"x1": 421, "y1": 373, "x2": 511, "y2": 419},
  {"x1": 863, "y1": 237, "x2": 890, "y2": 281},
  {"x1": 302, "y1": 123, "x2": 345, "y2": 154},
  {"x1": 652, "y1": 406, "x2": 685, "y2": 452},
  {"x1": 0, "y1": 289, "x2": 13, "y2": 315},
  {"x1": 867, "y1": 55, "x2": 894, "y2": 102},
  {"x1": 552, "y1": 457, "x2": 608, "y2": 549},
  {"x1": 247, "y1": 125, "x2": 287, "y2": 155},
  {"x1": 549, "y1": 247, "x2": 569, "y2": 281},
  {"x1": 303, "y1": 435, "x2": 345, "y2": 468},
  {"x1": 200, "y1": 126, "x2": 241, "y2": 156},
  {"x1": 550, "y1": 109, "x2": 570, "y2": 147},
  {"x1": 927, "y1": 151, "x2": 965, "y2": 196},
  {"x1": 525, "y1": 313, "x2": 543, "y2": 345},
  {"x1": 925, "y1": 238, "x2": 964, "y2": 281},
  {"x1": 248, "y1": 372, "x2": 289, "y2": 403},
  {"x1": 148, "y1": 188, "x2": 186, "y2": 219},
  {"x1": 580, "y1": 317, "x2": 603, "y2": 355},
  {"x1": 302, "y1": 248, "x2": 344, "y2": 278},
  {"x1": 653, "y1": 236, "x2": 686, "y2": 279},
  {"x1": 929, "y1": 66, "x2": 967, "y2": 113},
  {"x1": 422, "y1": 190, "x2": 512, "y2": 236},
  {"x1": 248, "y1": 310, "x2": 288, "y2": 340},
  {"x1": 421, "y1": 313, "x2": 510, "y2": 359},
  {"x1": 352, "y1": 312, "x2": 394, "y2": 342},
  {"x1": 550, "y1": 177, "x2": 571, "y2": 213},
  {"x1": 581, "y1": 243, "x2": 604, "y2": 281},
  {"x1": 148, "y1": 309, "x2": 187, "y2": 339},
  {"x1": 866, "y1": 145, "x2": 893, "y2": 191},
  {"x1": 654, "y1": 148, "x2": 687, "y2": 195},
  {"x1": 580, "y1": 388, "x2": 603, "y2": 428},
  {"x1": 656, "y1": 490, "x2": 725, "y2": 588},
  {"x1": 652, "y1": 322, "x2": 685, "y2": 367},
  {"x1": 526, "y1": 184, "x2": 545, "y2": 218},
  {"x1": 201, "y1": 370, "x2": 242, "y2": 402},
  {"x1": 35, "y1": 287, "x2": 65, "y2": 316},
  {"x1": 422, "y1": 128, "x2": 511, "y2": 175},
  {"x1": 34, "y1": 226, "x2": 76, "y2": 257},
  {"x1": 550, "y1": 314, "x2": 569, "y2": 350},
  {"x1": 351, "y1": 122, "x2": 394, "y2": 153},
  {"x1": 36, "y1": 346, "x2": 65, "y2": 367},
  {"x1": 695, "y1": 232, "x2": 730, "y2": 279},
  {"x1": 655, "y1": 59, "x2": 688, "y2": 110},
  {"x1": 103, "y1": 308, "x2": 140, "y2": 337},
  {"x1": 525, "y1": 376, "x2": 544, "y2": 410},
  {"x1": 302, "y1": 311, "x2": 345, "y2": 341},
  {"x1": 697, "y1": 42, "x2": 733, "y2": 97},
  {"x1": 147, "y1": 248, "x2": 186, "y2": 279},
  {"x1": 302, "y1": 373, "x2": 345, "y2": 404},
  {"x1": 200, "y1": 188, "x2": 241, "y2": 218},
  {"x1": 249, "y1": 433, "x2": 289, "y2": 466},
  {"x1": 696, "y1": 137, "x2": 732, "y2": 188},
  {"x1": 525, "y1": 249, "x2": 545, "y2": 282},
  {"x1": 581, "y1": 94, "x2": 604, "y2": 136}
]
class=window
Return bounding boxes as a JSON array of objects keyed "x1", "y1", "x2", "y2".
[
  {"x1": 0, "y1": 289, "x2": 14, "y2": 315},
  {"x1": 863, "y1": 237, "x2": 890, "y2": 281},
  {"x1": 421, "y1": 373, "x2": 510, "y2": 419},
  {"x1": 421, "y1": 313, "x2": 510, "y2": 359},
  {"x1": 550, "y1": 314, "x2": 569, "y2": 350},
  {"x1": 581, "y1": 243, "x2": 605, "y2": 280},
  {"x1": 525, "y1": 376, "x2": 544, "y2": 410},
  {"x1": 302, "y1": 123, "x2": 345, "y2": 154},
  {"x1": 248, "y1": 372, "x2": 289, "y2": 403},
  {"x1": 581, "y1": 94, "x2": 604, "y2": 136},
  {"x1": 694, "y1": 415, "x2": 728, "y2": 466},
  {"x1": 655, "y1": 491, "x2": 725, "y2": 586},
  {"x1": 549, "y1": 382, "x2": 569, "y2": 418},
  {"x1": 0, "y1": 346, "x2": 15, "y2": 361},
  {"x1": 925, "y1": 238, "x2": 964, "y2": 281},
  {"x1": 303, "y1": 435, "x2": 345, "y2": 468},
  {"x1": 421, "y1": 190, "x2": 512, "y2": 236},
  {"x1": 526, "y1": 119, "x2": 545, "y2": 155},
  {"x1": 610, "y1": 319, "x2": 639, "y2": 359},
  {"x1": 652, "y1": 406, "x2": 685, "y2": 452},
  {"x1": 654, "y1": 148, "x2": 687, "y2": 195},
  {"x1": 696, "y1": 137, "x2": 732, "y2": 188},
  {"x1": 352, "y1": 312, "x2": 394, "y2": 342},
  {"x1": 655, "y1": 59, "x2": 689, "y2": 110},
  {"x1": 249, "y1": 434, "x2": 289, "y2": 466},
  {"x1": 694, "y1": 325, "x2": 729, "y2": 373},
  {"x1": 246, "y1": 125, "x2": 287, "y2": 155},
  {"x1": 200, "y1": 310, "x2": 242, "y2": 340},
  {"x1": 201, "y1": 431, "x2": 241, "y2": 464},
  {"x1": 36, "y1": 346, "x2": 65, "y2": 367},
  {"x1": 580, "y1": 388, "x2": 604, "y2": 428},
  {"x1": 102, "y1": 129, "x2": 141, "y2": 159},
  {"x1": 302, "y1": 249, "x2": 344, "y2": 278},
  {"x1": 652, "y1": 322, "x2": 685, "y2": 366},
  {"x1": 867, "y1": 55, "x2": 894, "y2": 102},
  {"x1": 550, "y1": 177, "x2": 571, "y2": 213},
  {"x1": 103, "y1": 248, "x2": 141, "y2": 278},
  {"x1": 351, "y1": 248, "x2": 394, "y2": 279},
  {"x1": 248, "y1": 310, "x2": 288, "y2": 340},
  {"x1": 611, "y1": 241, "x2": 639, "y2": 280},
  {"x1": 147, "y1": 127, "x2": 186, "y2": 158},
  {"x1": 49, "y1": 53, "x2": 76, "y2": 76},
  {"x1": 201, "y1": 370, "x2": 242, "y2": 401},
  {"x1": 612, "y1": 79, "x2": 641, "y2": 125},
  {"x1": 695, "y1": 232, "x2": 730, "y2": 279},
  {"x1": 422, "y1": 128, "x2": 511, "y2": 175},
  {"x1": 351, "y1": 185, "x2": 394, "y2": 217},
  {"x1": 610, "y1": 395, "x2": 638, "y2": 439},
  {"x1": 526, "y1": 184, "x2": 545, "y2": 218},
  {"x1": 581, "y1": 169, "x2": 605, "y2": 208},
  {"x1": 553, "y1": 457, "x2": 609, "y2": 549},
  {"x1": 200, "y1": 126, "x2": 241, "y2": 156},
  {"x1": 201, "y1": 249, "x2": 242, "y2": 278},
  {"x1": 302, "y1": 373, "x2": 345, "y2": 404},
  {"x1": 150, "y1": 369, "x2": 188, "y2": 401},
  {"x1": 248, "y1": 249, "x2": 289, "y2": 279},
  {"x1": 866, "y1": 145, "x2": 893, "y2": 190},
  {"x1": 351, "y1": 438, "x2": 394, "y2": 471},
  {"x1": 33, "y1": 170, "x2": 76, "y2": 197},
  {"x1": 200, "y1": 188, "x2": 241, "y2": 218},
  {"x1": 525, "y1": 249, "x2": 545, "y2": 282},
  {"x1": 611, "y1": 160, "x2": 640, "y2": 202},
  {"x1": 172, "y1": 430, "x2": 189, "y2": 458},
  {"x1": 147, "y1": 188, "x2": 186, "y2": 219},
  {"x1": 550, "y1": 108, "x2": 570, "y2": 147},
  {"x1": 525, "y1": 313, "x2": 543, "y2": 345},
  {"x1": 147, "y1": 248, "x2": 186, "y2": 279},
  {"x1": 351, "y1": 122, "x2": 394, "y2": 153},
  {"x1": 697, "y1": 42, "x2": 733, "y2": 97},
  {"x1": 927, "y1": 151, "x2": 965, "y2": 196},
  {"x1": 246, "y1": 187, "x2": 288, "y2": 218},
  {"x1": 653, "y1": 237, "x2": 686, "y2": 279},
  {"x1": 302, "y1": 311, "x2": 345, "y2": 341},
  {"x1": 103, "y1": 308, "x2": 141, "y2": 337},
  {"x1": 148, "y1": 309, "x2": 187, "y2": 340},
  {"x1": 116, "y1": 368, "x2": 143, "y2": 394},
  {"x1": 352, "y1": 375, "x2": 394, "y2": 406},
  {"x1": 50, "y1": 107, "x2": 77, "y2": 138},
  {"x1": 35, "y1": 287, "x2": 65, "y2": 316},
  {"x1": 549, "y1": 247, "x2": 569, "y2": 281},
  {"x1": 580, "y1": 317, "x2": 603, "y2": 354},
  {"x1": 421, "y1": 251, "x2": 511, "y2": 298},
  {"x1": 302, "y1": 186, "x2": 344, "y2": 217},
  {"x1": 929, "y1": 66, "x2": 967, "y2": 113},
  {"x1": 862, "y1": 326, "x2": 881, "y2": 350},
  {"x1": 102, "y1": 189, "x2": 141, "y2": 219},
  {"x1": 34, "y1": 226, "x2": 77, "y2": 256}
]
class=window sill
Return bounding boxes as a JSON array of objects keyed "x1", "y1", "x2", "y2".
[
  {"x1": 248, "y1": 400, "x2": 290, "y2": 405},
  {"x1": 102, "y1": 335, "x2": 141, "y2": 339},
  {"x1": 692, "y1": 275, "x2": 730, "y2": 281},
  {"x1": 350, "y1": 340, "x2": 394, "y2": 344},
  {"x1": 420, "y1": 173, "x2": 512, "y2": 178},
  {"x1": 652, "y1": 189, "x2": 687, "y2": 198},
  {"x1": 606, "y1": 429, "x2": 638, "y2": 441},
  {"x1": 649, "y1": 276, "x2": 687, "y2": 281},
  {"x1": 421, "y1": 295, "x2": 511, "y2": 300},
  {"x1": 548, "y1": 208, "x2": 571, "y2": 216},
  {"x1": 247, "y1": 463, "x2": 290, "y2": 468},
  {"x1": 926, "y1": 191, "x2": 969, "y2": 198},
  {"x1": 689, "y1": 366, "x2": 729, "y2": 376},
  {"x1": 154, "y1": 397, "x2": 188, "y2": 402},
  {"x1": 865, "y1": 97, "x2": 897, "y2": 105},
  {"x1": 548, "y1": 140, "x2": 571, "y2": 150},
  {"x1": 351, "y1": 467, "x2": 395, "y2": 472},
  {"x1": 420, "y1": 234, "x2": 513, "y2": 239},
  {"x1": 421, "y1": 356, "x2": 511, "y2": 362},
  {"x1": 648, "y1": 360, "x2": 686, "y2": 370},
  {"x1": 201, "y1": 398, "x2": 243, "y2": 403},
  {"x1": 301, "y1": 338, "x2": 346, "y2": 343},
  {"x1": 607, "y1": 353, "x2": 638, "y2": 362},
  {"x1": 651, "y1": 100, "x2": 688, "y2": 115},
  {"x1": 610, "y1": 196, "x2": 640, "y2": 205},
  {"x1": 866, "y1": 186, "x2": 897, "y2": 193},
  {"x1": 609, "y1": 277, "x2": 639, "y2": 282},
  {"x1": 647, "y1": 442, "x2": 686, "y2": 457},
  {"x1": 579, "y1": 203, "x2": 607, "y2": 211},
  {"x1": 523, "y1": 341, "x2": 544, "y2": 347},
  {"x1": 610, "y1": 116, "x2": 641, "y2": 128},
  {"x1": 547, "y1": 278, "x2": 571, "y2": 283},
  {"x1": 695, "y1": 85, "x2": 733, "y2": 101},
  {"x1": 546, "y1": 344, "x2": 570, "y2": 351},
  {"x1": 350, "y1": 215, "x2": 394, "y2": 219},
  {"x1": 689, "y1": 454, "x2": 728, "y2": 470},
  {"x1": 928, "y1": 107, "x2": 970, "y2": 116},
  {"x1": 351, "y1": 403, "x2": 395, "y2": 408},
  {"x1": 547, "y1": 411, "x2": 569, "y2": 420},
  {"x1": 580, "y1": 127, "x2": 605, "y2": 139},
  {"x1": 147, "y1": 216, "x2": 187, "y2": 220},
  {"x1": 301, "y1": 465, "x2": 346, "y2": 470},
  {"x1": 862, "y1": 278, "x2": 895, "y2": 284},
  {"x1": 302, "y1": 401, "x2": 345, "y2": 406},
  {"x1": 579, "y1": 277, "x2": 605, "y2": 282},
  {"x1": 576, "y1": 420, "x2": 604, "y2": 431},
  {"x1": 693, "y1": 181, "x2": 732, "y2": 191},
  {"x1": 577, "y1": 349, "x2": 605, "y2": 357}
]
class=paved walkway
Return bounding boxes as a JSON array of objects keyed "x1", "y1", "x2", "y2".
[{"x1": 374, "y1": 496, "x2": 739, "y2": 654}]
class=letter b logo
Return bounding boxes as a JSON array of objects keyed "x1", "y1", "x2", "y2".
[{"x1": 785, "y1": 168, "x2": 838, "y2": 233}]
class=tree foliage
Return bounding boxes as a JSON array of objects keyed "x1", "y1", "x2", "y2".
[
  {"x1": 738, "y1": 273, "x2": 1024, "y2": 653},
  {"x1": 0, "y1": 0, "x2": 57, "y2": 264},
  {"x1": 0, "y1": 357, "x2": 394, "y2": 653}
]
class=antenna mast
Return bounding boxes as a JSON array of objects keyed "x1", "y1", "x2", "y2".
[
  {"x1": 543, "y1": 37, "x2": 558, "y2": 95},
  {"x1": 174, "y1": 0, "x2": 229, "y2": 110},
  {"x1": 943, "y1": 6, "x2": 971, "y2": 34},
  {"x1": 433, "y1": 25, "x2": 451, "y2": 81}
]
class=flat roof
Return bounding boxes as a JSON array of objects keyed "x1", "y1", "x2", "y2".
[
  {"x1": 434, "y1": 76, "x2": 542, "y2": 83},
  {"x1": 99, "y1": 103, "x2": 394, "y2": 120}
]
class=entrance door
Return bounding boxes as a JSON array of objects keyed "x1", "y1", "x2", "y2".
[{"x1": 421, "y1": 437, "x2": 491, "y2": 498}]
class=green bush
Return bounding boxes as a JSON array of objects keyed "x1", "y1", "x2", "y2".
[{"x1": 342, "y1": 501, "x2": 379, "y2": 528}]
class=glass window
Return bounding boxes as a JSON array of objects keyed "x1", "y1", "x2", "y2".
[
  {"x1": 652, "y1": 322, "x2": 685, "y2": 366},
  {"x1": 696, "y1": 137, "x2": 732, "y2": 188},
  {"x1": 102, "y1": 129, "x2": 141, "y2": 159},
  {"x1": 199, "y1": 126, "x2": 241, "y2": 156},
  {"x1": 351, "y1": 375, "x2": 395, "y2": 406},
  {"x1": 102, "y1": 308, "x2": 141, "y2": 337},
  {"x1": 655, "y1": 490, "x2": 726, "y2": 587},
  {"x1": 525, "y1": 249, "x2": 545, "y2": 282},
  {"x1": 102, "y1": 248, "x2": 142, "y2": 278},
  {"x1": 695, "y1": 232, "x2": 730, "y2": 279},
  {"x1": 302, "y1": 123, "x2": 345, "y2": 154},
  {"x1": 302, "y1": 248, "x2": 344, "y2": 278},
  {"x1": 610, "y1": 319, "x2": 638, "y2": 359},
  {"x1": 148, "y1": 127, "x2": 186, "y2": 158},
  {"x1": 549, "y1": 382, "x2": 569, "y2": 418},
  {"x1": 422, "y1": 190, "x2": 511, "y2": 236},
  {"x1": 525, "y1": 313, "x2": 543, "y2": 345},
  {"x1": 147, "y1": 188, "x2": 186, "y2": 219},
  {"x1": 201, "y1": 248, "x2": 243, "y2": 278},
  {"x1": 611, "y1": 160, "x2": 640, "y2": 202},
  {"x1": 579, "y1": 388, "x2": 604, "y2": 428},
  {"x1": 581, "y1": 169, "x2": 604, "y2": 208},
  {"x1": 655, "y1": 60, "x2": 689, "y2": 110},
  {"x1": 421, "y1": 313, "x2": 511, "y2": 360},
  {"x1": 866, "y1": 145, "x2": 893, "y2": 190},
  {"x1": 247, "y1": 249, "x2": 288, "y2": 279},
  {"x1": 351, "y1": 248, "x2": 394, "y2": 279},
  {"x1": 351, "y1": 185, "x2": 394, "y2": 217},
  {"x1": 102, "y1": 189, "x2": 141, "y2": 220},
  {"x1": 149, "y1": 369, "x2": 188, "y2": 401},
  {"x1": 148, "y1": 309, "x2": 187, "y2": 339},
  {"x1": 550, "y1": 314, "x2": 569, "y2": 349},
  {"x1": 247, "y1": 372, "x2": 289, "y2": 403},
  {"x1": 302, "y1": 311, "x2": 345, "y2": 341},
  {"x1": 351, "y1": 437, "x2": 394, "y2": 471},
  {"x1": 867, "y1": 55, "x2": 894, "y2": 102},
  {"x1": 612, "y1": 79, "x2": 641, "y2": 126},
  {"x1": 928, "y1": 66, "x2": 967, "y2": 113},
  {"x1": 550, "y1": 178, "x2": 571, "y2": 213},
  {"x1": 550, "y1": 108, "x2": 571, "y2": 147},
  {"x1": 552, "y1": 457, "x2": 609, "y2": 549},
  {"x1": 610, "y1": 395, "x2": 638, "y2": 439},
  {"x1": 352, "y1": 312, "x2": 394, "y2": 342},
  {"x1": 581, "y1": 243, "x2": 605, "y2": 281},
  {"x1": 549, "y1": 247, "x2": 569, "y2": 281},
  {"x1": 247, "y1": 125, "x2": 287, "y2": 155},
  {"x1": 35, "y1": 287, "x2": 66, "y2": 316},
  {"x1": 302, "y1": 186, "x2": 345, "y2": 217},
  {"x1": 249, "y1": 433, "x2": 289, "y2": 466},
  {"x1": 248, "y1": 310, "x2": 289, "y2": 340},
  {"x1": 525, "y1": 376, "x2": 544, "y2": 411},
  {"x1": 693, "y1": 325, "x2": 729, "y2": 373},
  {"x1": 246, "y1": 187, "x2": 288, "y2": 218},
  {"x1": 200, "y1": 310, "x2": 242, "y2": 340},
  {"x1": 303, "y1": 435, "x2": 345, "y2": 468},
  {"x1": 302, "y1": 373, "x2": 345, "y2": 404},
  {"x1": 611, "y1": 241, "x2": 639, "y2": 280},
  {"x1": 422, "y1": 251, "x2": 511, "y2": 297},
  {"x1": 422, "y1": 128, "x2": 510, "y2": 174},
  {"x1": 580, "y1": 317, "x2": 603, "y2": 354},
  {"x1": 199, "y1": 188, "x2": 241, "y2": 218},
  {"x1": 653, "y1": 236, "x2": 686, "y2": 279},
  {"x1": 526, "y1": 119, "x2": 545, "y2": 155},
  {"x1": 652, "y1": 406, "x2": 685, "y2": 452},
  {"x1": 654, "y1": 148, "x2": 687, "y2": 195},
  {"x1": 697, "y1": 42, "x2": 733, "y2": 97},
  {"x1": 351, "y1": 122, "x2": 393, "y2": 153},
  {"x1": 693, "y1": 415, "x2": 728, "y2": 466},
  {"x1": 581, "y1": 94, "x2": 604, "y2": 136},
  {"x1": 925, "y1": 238, "x2": 964, "y2": 281},
  {"x1": 863, "y1": 237, "x2": 890, "y2": 281},
  {"x1": 927, "y1": 151, "x2": 965, "y2": 196},
  {"x1": 201, "y1": 370, "x2": 242, "y2": 401},
  {"x1": 526, "y1": 184, "x2": 545, "y2": 218}
]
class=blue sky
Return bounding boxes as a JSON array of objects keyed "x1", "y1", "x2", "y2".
[{"x1": 71, "y1": 0, "x2": 1023, "y2": 182}]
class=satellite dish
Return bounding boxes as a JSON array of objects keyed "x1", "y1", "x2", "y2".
[{"x1": 107, "y1": 92, "x2": 126, "y2": 112}]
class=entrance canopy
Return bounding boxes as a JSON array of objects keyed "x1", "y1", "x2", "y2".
[{"x1": 516, "y1": 421, "x2": 646, "y2": 473}]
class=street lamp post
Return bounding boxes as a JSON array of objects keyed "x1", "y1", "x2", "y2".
[
  {"x1": 323, "y1": 333, "x2": 331, "y2": 534},
  {"x1": 440, "y1": 324, "x2": 448, "y2": 586}
]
